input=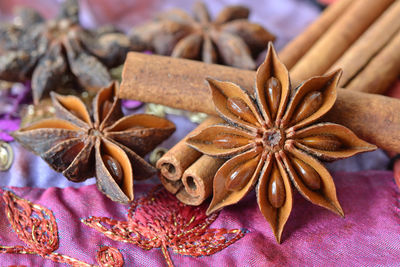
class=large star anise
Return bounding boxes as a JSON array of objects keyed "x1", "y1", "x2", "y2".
[
  {"x1": 0, "y1": 0, "x2": 130, "y2": 104},
  {"x1": 12, "y1": 83, "x2": 175, "y2": 203},
  {"x1": 129, "y1": 1, "x2": 275, "y2": 69},
  {"x1": 187, "y1": 44, "x2": 376, "y2": 243}
]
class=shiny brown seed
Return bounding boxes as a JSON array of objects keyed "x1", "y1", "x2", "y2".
[
  {"x1": 62, "y1": 142, "x2": 84, "y2": 165},
  {"x1": 300, "y1": 135, "x2": 342, "y2": 151},
  {"x1": 267, "y1": 164, "x2": 286, "y2": 208},
  {"x1": 291, "y1": 157, "x2": 321, "y2": 190},
  {"x1": 102, "y1": 154, "x2": 123, "y2": 185},
  {"x1": 226, "y1": 97, "x2": 259, "y2": 125},
  {"x1": 213, "y1": 133, "x2": 250, "y2": 149},
  {"x1": 266, "y1": 77, "x2": 281, "y2": 120},
  {"x1": 291, "y1": 91, "x2": 323, "y2": 124},
  {"x1": 225, "y1": 156, "x2": 259, "y2": 191}
]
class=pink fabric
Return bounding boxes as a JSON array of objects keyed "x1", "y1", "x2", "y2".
[{"x1": 0, "y1": 170, "x2": 398, "y2": 266}]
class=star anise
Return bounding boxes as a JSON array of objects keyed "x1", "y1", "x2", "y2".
[
  {"x1": 129, "y1": 1, "x2": 275, "y2": 69},
  {"x1": 12, "y1": 83, "x2": 175, "y2": 203},
  {"x1": 187, "y1": 43, "x2": 376, "y2": 243},
  {"x1": 0, "y1": 0, "x2": 130, "y2": 104}
]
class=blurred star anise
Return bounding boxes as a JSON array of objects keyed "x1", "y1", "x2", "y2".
[
  {"x1": 187, "y1": 44, "x2": 376, "y2": 243},
  {"x1": 129, "y1": 1, "x2": 275, "y2": 69},
  {"x1": 12, "y1": 83, "x2": 175, "y2": 203},
  {"x1": 0, "y1": 0, "x2": 130, "y2": 104}
]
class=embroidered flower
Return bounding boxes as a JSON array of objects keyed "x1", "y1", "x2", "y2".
[{"x1": 82, "y1": 186, "x2": 246, "y2": 267}]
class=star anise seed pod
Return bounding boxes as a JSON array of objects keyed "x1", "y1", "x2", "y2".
[
  {"x1": 12, "y1": 83, "x2": 175, "y2": 203},
  {"x1": 129, "y1": 1, "x2": 275, "y2": 69},
  {"x1": 187, "y1": 43, "x2": 376, "y2": 243},
  {"x1": 0, "y1": 0, "x2": 130, "y2": 104}
]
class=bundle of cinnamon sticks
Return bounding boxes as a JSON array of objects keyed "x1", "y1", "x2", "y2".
[
  {"x1": 156, "y1": 117, "x2": 225, "y2": 205},
  {"x1": 281, "y1": 0, "x2": 400, "y2": 93},
  {"x1": 120, "y1": 0, "x2": 400, "y2": 205}
]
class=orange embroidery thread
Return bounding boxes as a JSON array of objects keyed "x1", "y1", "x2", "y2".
[
  {"x1": 0, "y1": 190, "x2": 124, "y2": 267},
  {"x1": 82, "y1": 186, "x2": 246, "y2": 267},
  {"x1": 96, "y1": 246, "x2": 124, "y2": 267}
]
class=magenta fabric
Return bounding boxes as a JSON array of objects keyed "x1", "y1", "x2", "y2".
[{"x1": 0, "y1": 170, "x2": 398, "y2": 266}]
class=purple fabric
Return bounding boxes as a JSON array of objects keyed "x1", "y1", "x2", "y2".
[
  {"x1": 0, "y1": 83, "x2": 31, "y2": 142},
  {"x1": 0, "y1": 170, "x2": 398, "y2": 266},
  {"x1": 0, "y1": 119, "x2": 19, "y2": 142}
]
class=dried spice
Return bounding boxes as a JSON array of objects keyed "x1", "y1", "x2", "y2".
[
  {"x1": 187, "y1": 44, "x2": 376, "y2": 243},
  {"x1": 12, "y1": 83, "x2": 175, "y2": 203},
  {"x1": 129, "y1": 1, "x2": 275, "y2": 69},
  {"x1": 0, "y1": 0, "x2": 130, "y2": 104}
]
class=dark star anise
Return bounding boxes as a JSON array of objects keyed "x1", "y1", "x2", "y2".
[
  {"x1": 12, "y1": 83, "x2": 175, "y2": 203},
  {"x1": 0, "y1": 0, "x2": 130, "y2": 104},
  {"x1": 187, "y1": 43, "x2": 376, "y2": 243},
  {"x1": 129, "y1": 1, "x2": 275, "y2": 69}
]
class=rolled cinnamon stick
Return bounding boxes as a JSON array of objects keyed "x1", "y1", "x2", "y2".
[
  {"x1": 323, "y1": 89, "x2": 400, "y2": 150},
  {"x1": 345, "y1": 31, "x2": 400, "y2": 94},
  {"x1": 157, "y1": 116, "x2": 223, "y2": 204},
  {"x1": 328, "y1": 1, "x2": 400, "y2": 87},
  {"x1": 120, "y1": 52, "x2": 400, "y2": 152},
  {"x1": 177, "y1": 155, "x2": 225, "y2": 206},
  {"x1": 156, "y1": 116, "x2": 221, "y2": 181},
  {"x1": 278, "y1": 0, "x2": 354, "y2": 69},
  {"x1": 159, "y1": 175, "x2": 182, "y2": 194},
  {"x1": 290, "y1": 0, "x2": 394, "y2": 81}
]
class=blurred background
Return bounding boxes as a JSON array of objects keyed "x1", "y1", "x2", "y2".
[
  {"x1": 0, "y1": 0, "x2": 322, "y2": 49},
  {"x1": 0, "y1": 0, "x2": 392, "y2": 188}
]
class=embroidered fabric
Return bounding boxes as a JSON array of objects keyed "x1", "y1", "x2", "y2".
[{"x1": 0, "y1": 172, "x2": 398, "y2": 266}]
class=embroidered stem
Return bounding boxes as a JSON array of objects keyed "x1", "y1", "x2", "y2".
[
  {"x1": 161, "y1": 243, "x2": 174, "y2": 267},
  {"x1": 0, "y1": 246, "x2": 95, "y2": 266}
]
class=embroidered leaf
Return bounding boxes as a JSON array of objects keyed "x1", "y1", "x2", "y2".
[
  {"x1": 3, "y1": 191, "x2": 59, "y2": 255},
  {"x1": 0, "y1": 190, "x2": 104, "y2": 266},
  {"x1": 82, "y1": 216, "x2": 140, "y2": 244}
]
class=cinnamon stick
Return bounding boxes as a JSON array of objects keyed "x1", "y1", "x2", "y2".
[
  {"x1": 328, "y1": 1, "x2": 400, "y2": 87},
  {"x1": 120, "y1": 52, "x2": 400, "y2": 152},
  {"x1": 157, "y1": 116, "x2": 224, "y2": 205},
  {"x1": 156, "y1": 116, "x2": 221, "y2": 181},
  {"x1": 278, "y1": 0, "x2": 354, "y2": 69},
  {"x1": 177, "y1": 155, "x2": 225, "y2": 206},
  {"x1": 290, "y1": 0, "x2": 394, "y2": 81},
  {"x1": 159, "y1": 175, "x2": 181, "y2": 194},
  {"x1": 323, "y1": 89, "x2": 400, "y2": 150},
  {"x1": 345, "y1": 31, "x2": 400, "y2": 94}
]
